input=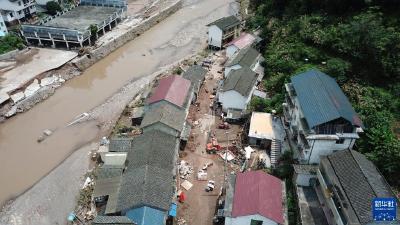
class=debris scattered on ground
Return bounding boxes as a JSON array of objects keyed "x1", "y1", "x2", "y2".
[
  {"x1": 197, "y1": 170, "x2": 208, "y2": 180},
  {"x1": 179, "y1": 160, "x2": 193, "y2": 179}
]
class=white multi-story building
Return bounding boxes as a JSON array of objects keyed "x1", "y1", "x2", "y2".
[
  {"x1": 0, "y1": 0, "x2": 36, "y2": 25},
  {"x1": 283, "y1": 69, "x2": 363, "y2": 164},
  {"x1": 207, "y1": 15, "x2": 241, "y2": 49},
  {"x1": 0, "y1": 16, "x2": 8, "y2": 36}
]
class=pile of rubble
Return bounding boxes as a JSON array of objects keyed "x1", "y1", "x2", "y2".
[{"x1": 178, "y1": 160, "x2": 193, "y2": 180}]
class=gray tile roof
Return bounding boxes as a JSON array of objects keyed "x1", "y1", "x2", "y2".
[
  {"x1": 291, "y1": 69, "x2": 363, "y2": 128},
  {"x1": 116, "y1": 164, "x2": 175, "y2": 212},
  {"x1": 92, "y1": 216, "x2": 135, "y2": 225},
  {"x1": 226, "y1": 46, "x2": 260, "y2": 67},
  {"x1": 207, "y1": 15, "x2": 240, "y2": 31},
  {"x1": 128, "y1": 130, "x2": 179, "y2": 172},
  {"x1": 140, "y1": 102, "x2": 186, "y2": 133},
  {"x1": 115, "y1": 130, "x2": 178, "y2": 212},
  {"x1": 222, "y1": 67, "x2": 258, "y2": 97},
  {"x1": 326, "y1": 150, "x2": 398, "y2": 225},
  {"x1": 183, "y1": 65, "x2": 207, "y2": 94},
  {"x1": 109, "y1": 137, "x2": 134, "y2": 152}
]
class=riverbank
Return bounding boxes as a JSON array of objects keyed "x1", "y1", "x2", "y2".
[{"x1": 0, "y1": 0, "x2": 237, "y2": 219}]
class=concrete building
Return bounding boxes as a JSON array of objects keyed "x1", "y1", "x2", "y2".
[
  {"x1": 224, "y1": 46, "x2": 264, "y2": 81},
  {"x1": 0, "y1": 16, "x2": 8, "y2": 36},
  {"x1": 248, "y1": 112, "x2": 285, "y2": 166},
  {"x1": 217, "y1": 67, "x2": 258, "y2": 116},
  {"x1": 283, "y1": 69, "x2": 363, "y2": 164},
  {"x1": 224, "y1": 170, "x2": 286, "y2": 225},
  {"x1": 20, "y1": 0, "x2": 126, "y2": 48},
  {"x1": 207, "y1": 15, "x2": 241, "y2": 49},
  {"x1": 317, "y1": 150, "x2": 400, "y2": 225},
  {"x1": 0, "y1": 0, "x2": 36, "y2": 25},
  {"x1": 225, "y1": 32, "x2": 256, "y2": 58}
]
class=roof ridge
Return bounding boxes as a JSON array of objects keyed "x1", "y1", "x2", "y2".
[{"x1": 349, "y1": 150, "x2": 379, "y2": 197}]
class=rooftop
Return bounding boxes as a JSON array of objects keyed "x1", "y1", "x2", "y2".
[
  {"x1": 207, "y1": 15, "x2": 240, "y2": 31},
  {"x1": 109, "y1": 137, "x2": 134, "y2": 152},
  {"x1": 43, "y1": 6, "x2": 119, "y2": 32},
  {"x1": 248, "y1": 112, "x2": 284, "y2": 141},
  {"x1": 140, "y1": 102, "x2": 186, "y2": 133},
  {"x1": 293, "y1": 164, "x2": 318, "y2": 175},
  {"x1": 182, "y1": 65, "x2": 207, "y2": 93},
  {"x1": 225, "y1": 46, "x2": 260, "y2": 67},
  {"x1": 290, "y1": 69, "x2": 363, "y2": 128},
  {"x1": 222, "y1": 67, "x2": 258, "y2": 97},
  {"x1": 324, "y1": 150, "x2": 399, "y2": 224},
  {"x1": 147, "y1": 75, "x2": 191, "y2": 108},
  {"x1": 225, "y1": 32, "x2": 256, "y2": 49},
  {"x1": 231, "y1": 170, "x2": 284, "y2": 224}
]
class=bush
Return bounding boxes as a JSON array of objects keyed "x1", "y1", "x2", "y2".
[
  {"x1": 0, "y1": 34, "x2": 24, "y2": 54},
  {"x1": 46, "y1": 1, "x2": 62, "y2": 16}
]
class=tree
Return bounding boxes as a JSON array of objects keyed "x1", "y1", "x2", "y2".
[
  {"x1": 46, "y1": 1, "x2": 62, "y2": 16},
  {"x1": 0, "y1": 34, "x2": 25, "y2": 54}
]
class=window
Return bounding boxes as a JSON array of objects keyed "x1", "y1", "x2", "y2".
[
  {"x1": 18, "y1": 1, "x2": 22, "y2": 6},
  {"x1": 9, "y1": 12, "x2": 13, "y2": 18},
  {"x1": 0, "y1": 22, "x2": 3, "y2": 27},
  {"x1": 336, "y1": 138, "x2": 345, "y2": 144},
  {"x1": 250, "y1": 219, "x2": 263, "y2": 225}
]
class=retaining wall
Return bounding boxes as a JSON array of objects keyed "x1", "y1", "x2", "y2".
[{"x1": 73, "y1": 0, "x2": 183, "y2": 70}]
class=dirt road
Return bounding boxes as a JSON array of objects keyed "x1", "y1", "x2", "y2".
[{"x1": 0, "y1": 0, "x2": 237, "y2": 220}]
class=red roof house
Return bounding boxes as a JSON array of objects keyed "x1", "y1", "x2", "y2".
[
  {"x1": 147, "y1": 75, "x2": 191, "y2": 108},
  {"x1": 226, "y1": 170, "x2": 285, "y2": 225},
  {"x1": 225, "y1": 32, "x2": 256, "y2": 58}
]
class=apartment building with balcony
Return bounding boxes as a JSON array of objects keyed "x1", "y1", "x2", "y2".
[
  {"x1": 0, "y1": 0, "x2": 36, "y2": 25},
  {"x1": 317, "y1": 150, "x2": 400, "y2": 225},
  {"x1": 283, "y1": 69, "x2": 363, "y2": 164},
  {"x1": 207, "y1": 15, "x2": 241, "y2": 49}
]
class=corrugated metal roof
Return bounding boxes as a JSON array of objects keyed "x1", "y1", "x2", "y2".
[
  {"x1": 147, "y1": 75, "x2": 191, "y2": 108},
  {"x1": 207, "y1": 15, "x2": 240, "y2": 31},
  {"x1": 291, "y1": 69, "x2": 363, "y2": 128},
  {"x1": 231, "y1": 171, "x2": 284, "y2": 224},
  {"x1": 222, "y1": 67, "x2": 257, "y2": 97},
  {"x1": 126, "y1": 206, "x2": 166, "y2": 225},
  {"x1": 325, "y1": 150, "x2": 399, "y2": 225},
  {"x1": 226, "y1": 46, "x2": 260, "y2": 67}
]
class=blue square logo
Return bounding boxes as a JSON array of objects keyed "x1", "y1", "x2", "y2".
[{"x1": 373, "y1": 198, "x2": 397, "y2": 221}]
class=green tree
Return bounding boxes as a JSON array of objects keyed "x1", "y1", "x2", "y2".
[
  {"x1": 46, "y1": 1, "x2": 62, "y2": 16},
  {"x1": 0, "y1": 34, "x2": 24, "y2": 54}
]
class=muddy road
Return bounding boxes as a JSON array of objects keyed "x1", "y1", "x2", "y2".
[{"x1": 0, "y1": 0, "x2": 237, "y2": 208}]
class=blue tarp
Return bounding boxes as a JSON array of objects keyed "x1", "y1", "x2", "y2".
[
  {"x1": 169, "y1": 203, "x2": 177, "y2": 217},
  {"x1": 126, "y1": 206, "x2": 165, "y2": 225}
]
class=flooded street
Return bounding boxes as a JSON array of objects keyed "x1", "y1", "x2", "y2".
[{"x1": 0, "y1": 0, "x2": 237, "y2": 208}]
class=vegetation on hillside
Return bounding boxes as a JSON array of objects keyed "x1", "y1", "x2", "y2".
[
  {"x1": 248, "y1": 0, "x2": 400, "y2": 188},
  {"x1": 0, "y1": 34, "x2": 25, "y2": 54},
  {"x1": 46, "y1": 1, "x2": 62, "y2": 16}
]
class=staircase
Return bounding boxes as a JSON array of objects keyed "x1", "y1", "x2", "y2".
[{"x1": 270, "y1": 139, "x2": 281, "y2": 167}]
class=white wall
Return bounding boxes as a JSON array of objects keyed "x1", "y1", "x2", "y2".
[
  {"x1": 305, "y1": 138, "x2": 355, "y2": 164},
  {"x1": 224, "y1": 64, "x2": 241, "y2": 78},
  {"x1": 218, "y1": 90, "x2": 247, "y2": 112},
  {"x1": 208, "y1": 25, "x2": 222, "y2": 48},
  {"x1": 225, "y1": 214, "x2": 278, "y2": 225},
  {"x1": 226, "y1": 45, "x2": 239, "y2": 58}
]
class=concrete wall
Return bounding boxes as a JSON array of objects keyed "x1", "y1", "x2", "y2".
[
  {"x1": 305, "y1": 138, "x2": 354, "y2": 164},
  {"x1": 208, "y1": 25, "x2": 222, "y2": 48},
  {"x1": 73, "y1": 0, "x2": 183, "y2": 71},
  {"x1": 218, "y1": 90, "x2": 246, "y2": 112},
  {"x1": 225, "y1": 214, "x2": 278, "y2": 225}
]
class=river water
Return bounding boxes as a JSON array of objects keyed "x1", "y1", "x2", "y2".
[{"x1": 0, "y1": 0, "x2": 237, "y2": 207}]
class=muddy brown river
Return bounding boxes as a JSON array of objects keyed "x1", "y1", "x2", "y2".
[{"x1": 0, "y1": 0, "x2": 237, "y2": 207}]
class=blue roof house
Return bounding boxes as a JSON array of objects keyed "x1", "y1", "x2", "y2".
[{"x1": 283, "y1": 69, "x2": 363, "y2": 164}]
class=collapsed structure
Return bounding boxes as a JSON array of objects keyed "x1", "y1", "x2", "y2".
[{"x1": 20, "y1": 0, "x2": 127, "y2": 48}]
